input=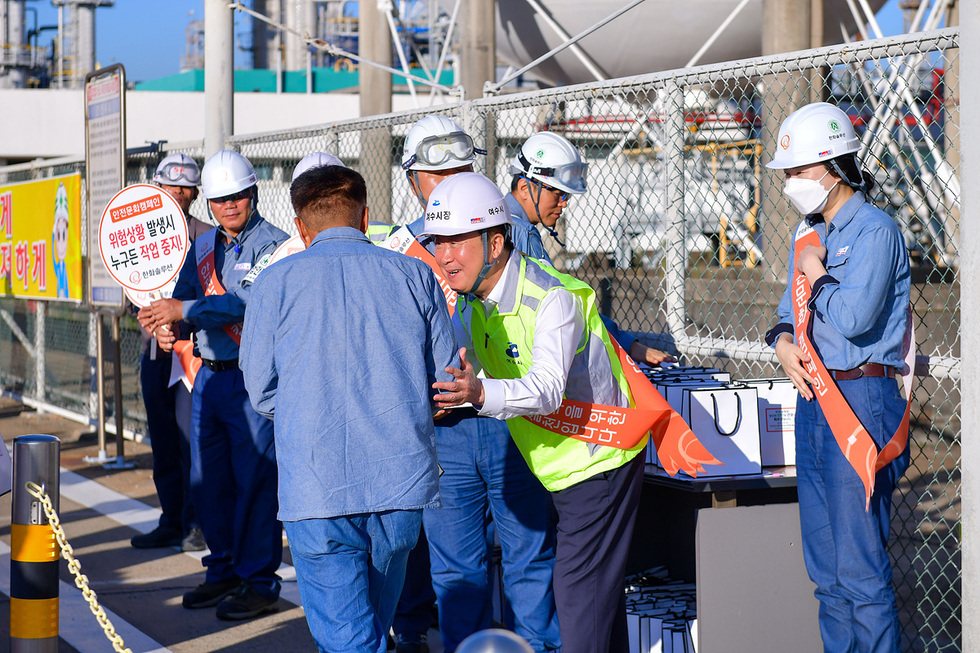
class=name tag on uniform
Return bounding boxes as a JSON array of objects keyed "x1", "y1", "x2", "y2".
[{"x1": 234, "y1": 263, "x2": 252, "y2": 271}]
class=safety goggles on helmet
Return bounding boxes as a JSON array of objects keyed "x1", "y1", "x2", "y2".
[
  {"x1": 401, "y1": 132, "x2": 487, "y2": 170},
  {"x1": 516, "y1": 150, "x2": 588, "y2": 194},
  {"x1": 155, "y1": 161, "x2": 201, "y2": 187}
]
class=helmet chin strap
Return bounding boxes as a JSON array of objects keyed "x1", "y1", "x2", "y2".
[
  {"x1": 209, "y1": 187, "x2": 258, "y2": 254},
  {"x1": 408, "y1": 170, "x2": 427, "y2": 207},
  {"x1": 545, "y1": 226, "x2": 566, "y2": 248},
  {"x1": 527, "y1": 176, "x2": 566, "y2": 247},
  {"x1": 467, "y1": 231, "x2": 499, "y2": 300}
]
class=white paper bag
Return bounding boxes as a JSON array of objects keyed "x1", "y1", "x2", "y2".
[
  {"x1": 648, "y1": 378, "x2": 725, "y2": 468},
  {"x1": 684, "y1": 384, "x2": 762, "y2": 476},
  {"x1": 743, "y1": 378, "x2": 798, "y2": 466}
]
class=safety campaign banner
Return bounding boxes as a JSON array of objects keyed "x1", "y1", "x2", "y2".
[
  {"x1": 98, "y1": 184, "x2": 189, "y2": 307},
  {"x1": 0, "y1": 173, "x2": 83, "y2": 301}
]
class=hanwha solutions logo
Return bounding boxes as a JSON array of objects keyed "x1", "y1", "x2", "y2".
[{"x1": 780, "y1": 134, "x2": 790, "y2": 150}]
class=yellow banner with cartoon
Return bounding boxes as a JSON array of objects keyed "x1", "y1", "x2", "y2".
[{"x1": 0, "y1": 173, "x2": 83, "y2": 301}]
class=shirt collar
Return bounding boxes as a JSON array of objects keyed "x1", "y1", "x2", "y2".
[
  {"x1": 482, "y1": 250, "x2": 519, "y2": 313},
  {"x1": 807, "y1": 191, "x2": 865, "y2": 230},
  {"x1": 826, "y1": 191, "x2": 865, "y2": 232},
  {"x1": 310, "y1": 226, "x2": 371, "y2": 246},
  {"x1": 220, "y1": 211, "x2": 263, "y2": 250}
]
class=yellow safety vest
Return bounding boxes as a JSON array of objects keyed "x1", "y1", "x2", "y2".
[
  {"x1": 466, "y1": 254, "x2": 645, "y2": 491},
  {"x1": 366, "y1": 222, "x2": 395, "y2": 243}
]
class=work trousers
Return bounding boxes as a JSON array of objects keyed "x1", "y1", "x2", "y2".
[
  {"x1": 286, "y1": 510, "x2": 422, "y2": 653},
  {"x1": 140, "y1": 351, "x2": 197, "y2": 534},
  {"x1": 796, "y1": 375, "x2": 909, "y2": 653},
  {"x1": 190, "y1": 365, "x2": 282, "y2": 600},
  {"x1": 391, "y1": 526, "x2": 436, "y2": 642},
  {"x1": 423, "y1": 412, "x2": 560, "y2": 652},
  {"x1": 550, "y1": 450, "x2": 645, "y2": 653}
]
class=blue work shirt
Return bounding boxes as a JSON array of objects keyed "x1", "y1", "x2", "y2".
[
  {"x1": 769, "y1": 193, "x2": 911, "y2": 370},
  {"x1": 240, "y1": 226, "x2": 460, "y2": 522},
  {"x1": 172, "y1": 213, "x2": 288, "y2": 361},
  {"x1": 506, "y1": 194, "x2": 553, "y2": 265}
]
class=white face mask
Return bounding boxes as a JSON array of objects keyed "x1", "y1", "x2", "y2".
[{"x1": 783, "y1": 170, "x2": 838, "y2": 216}]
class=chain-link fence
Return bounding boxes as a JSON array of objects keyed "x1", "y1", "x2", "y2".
[{"x1": 0, "y1": 27, "x2": 961, "y2": 651}]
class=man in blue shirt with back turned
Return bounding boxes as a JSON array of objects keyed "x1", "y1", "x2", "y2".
[
  {"x1": 240, "y1": 164, "x2": 459, "y2": 653},
  {"x1": 139, "y1": 150, "x2": 288, "y2": 621}
]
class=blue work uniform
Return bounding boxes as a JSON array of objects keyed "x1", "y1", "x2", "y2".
[
  {"x1": 400, "y1": 213, "x2": 562, "y2": 652},
  {"x1": 172, "y1": 211, "x2": 287, "y2": 601},
  {"x1": 240, "y1": 226, "x2": 459, "y2": 652},
  {"x1": 766, "y1": 192, "x2": 911, "y2": 653},
  {"x1": 506, "y1": 194, "x2": 553, "y2": 265},
  {"x1": 139, "y1": 213, "x2": 211, "y2": 538}
]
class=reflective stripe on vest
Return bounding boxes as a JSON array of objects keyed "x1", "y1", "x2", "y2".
[
  {"x1": 195, "y1": 230, "x2": 243, "y2": 345},
  {"x1": 792, "y1": 219, "x2": 915, "y2": 509},
  {"x1": 366, "y1": 222, "x2": 395, "y2": 243}
]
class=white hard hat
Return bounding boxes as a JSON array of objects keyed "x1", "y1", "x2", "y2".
[
  {"x1": 200, "y1": 150, "x2": 257, "y2": 200},
  {"x1": 766, "y1": 102, "x2": 860, "y2": 170},
  {"x1": 402, "y1": 115, "x2": 485, "y2": 172},
  {"x1": 422, "y1": 172, "x2": 511, "y2": 238},
  {"x1": 510, "y1": 131, "x2": 588, "y2": 195},
  {"x1": 291, "y1": 151, "x2": 345, "y2": 183},
  {"x1": 153, "y1": 153, "x2": 201, "y2": 187}
]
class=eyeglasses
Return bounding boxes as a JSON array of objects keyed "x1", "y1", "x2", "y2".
[
  {"x1": 525, "y1": 176, "x2": 569, "y2": 202},
  {"x1": 209, "y1": 189, "x2": 251, "y2": 205},
  {"x1": 402, "y1": 132, "x2": 487, "y2": 170}
]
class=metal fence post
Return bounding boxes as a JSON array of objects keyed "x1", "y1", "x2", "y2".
[
  {"x1": 959, "y1": 5, "x2": 979, "y2": 651},
  {"x1": 10, "y1": 434, "x2": 60, "y2": 652},
  {"x1": 662, "y1": 79, "x2": 687, "y2": 343},
  {"x1": 34, "y1": 301, "x2": 45, "y2": 402}
]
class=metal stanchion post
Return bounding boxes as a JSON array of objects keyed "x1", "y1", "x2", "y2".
[
  {"x1": 85, "y1": 310, "x2": 133, "y2": 469},
  {"x1": 85, "y1": 310, "x2": 111, "y2": 464},
  {"x1": 10, "y1": 434, "x2": 60, "y2": 653},
  {"x1": 105, "y1": 312, "x2": 134, "y2": 470}
]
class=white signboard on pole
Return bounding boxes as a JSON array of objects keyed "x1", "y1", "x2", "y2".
[
  {"x1": 85, "y1": 64, "x2": 127, "y2": 307},
  {"x1": 98, "y1": 184, "x2": 189, "y2": 308}
]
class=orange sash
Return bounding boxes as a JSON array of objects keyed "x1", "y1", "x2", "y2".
[
  {"x1": 195, "y1": 230, "x2": 243, "y2": 345},
  {"x1": 381, "y1": 227, "x2": 721, "y2": 477},
  {"x1": 792, "y1": 220, "x2": 914, "y2": 508},
  {"x1": 173, "y1": 339, "x2": 202, "y2": 389},
  {"x1": 379, "y1": 227, "x2": 458, "y2": 317},
  {"x1": 519, "y1": 338, "x2": 722, "y2": 477}
]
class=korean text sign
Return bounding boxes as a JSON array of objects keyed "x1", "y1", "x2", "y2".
[
  {"x1": 98, "y1": 184, "x2": 188, "y2": 302},
  {"x1": 0, "y1": 173, "x2": 83, "y2": 301}
]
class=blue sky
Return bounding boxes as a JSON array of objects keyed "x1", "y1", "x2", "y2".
[{"x1": 28, "y1": 0, "x2": 913, "y2": 83}]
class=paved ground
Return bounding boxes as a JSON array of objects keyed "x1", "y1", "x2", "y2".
[{"x1": 0, "y1": 398, "x2": 447, "y2": 653}]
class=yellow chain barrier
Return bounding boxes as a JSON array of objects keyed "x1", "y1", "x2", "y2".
[{"x1": 25, "y1": 481, "x2": 133, "y2": 653}]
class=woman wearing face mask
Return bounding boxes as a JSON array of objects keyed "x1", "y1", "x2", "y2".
[{"x1": 764, "y1": 102, "x2": 911, "y2": 653}]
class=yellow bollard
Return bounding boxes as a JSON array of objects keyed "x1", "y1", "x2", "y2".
[{"x1": 10, "y1": 434, "x2": 60, "y2": 652}]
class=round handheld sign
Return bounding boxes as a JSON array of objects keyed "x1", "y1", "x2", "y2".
[
  {"x1": 267, "y1": 234, "x2": 306, "y2": 265},
  {"x1": 99, "y1": 184, "x2": 189, "y2": 305}
]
